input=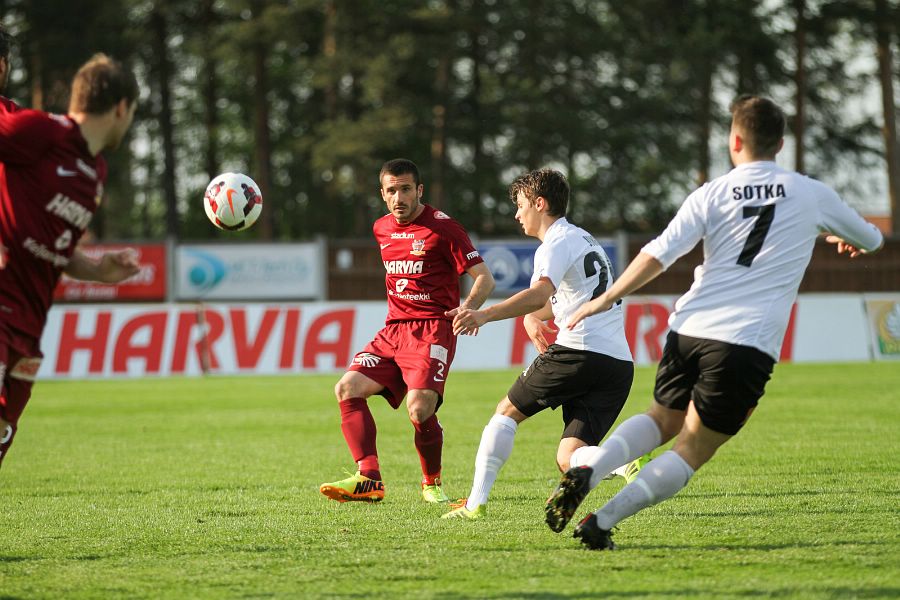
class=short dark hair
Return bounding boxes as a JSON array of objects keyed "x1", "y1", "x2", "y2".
[
  {"x1": 0, "y1": 25, "x2": 11, "y2": 62},
  {"x1": 379, "y1": 158, "x2": 420, "y2": 188},
  {"x1": 508, "y1": 168, "x2": 569, "y2": 217},
  {"x1": 729, "y1": 95, "x2": 785, "y2": 158},
  {"x1": 69, "y1": 53, "x2": 138, "y2": 115}
]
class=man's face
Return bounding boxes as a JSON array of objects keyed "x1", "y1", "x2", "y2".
[
  {"x1": 514, "y1": 191, "x2": 542, "y2": 238},
  {"x1": 381, "y1": 173, "x2": 423, "y2": 224}
]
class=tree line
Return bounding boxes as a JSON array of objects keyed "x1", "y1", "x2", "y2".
[{"x1": 2, "y1": 0, "x2": 897, "y2": 240}]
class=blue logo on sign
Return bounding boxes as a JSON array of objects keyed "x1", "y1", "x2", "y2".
[
  {"x1": 479, "y1": 239, "x2": 619, "y2": 293},
  {"x1": 479, "y1": 242, "x2": 538, "y2": 292},
  {"x1": 186, "y1": 249, "x2": 226, "y2": 292}
]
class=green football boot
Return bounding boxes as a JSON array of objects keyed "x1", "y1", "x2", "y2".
[
  {"x1": 441, "y1": 501, "x2": 486, "y2": 520},
  {"x1": 621, "y1": 453, "x2": 653, "y2": 485},
  {"x1": 319, "y1": 471, "x2": 385, "y2": 503},
  {"x1": 422, "y1": 479, "x2": 450, "y2": 503}
]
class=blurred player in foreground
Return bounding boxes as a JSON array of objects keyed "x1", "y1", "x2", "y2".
[
  {"x1": 319, "y1": 158, "x2": 494, "y2": 503},
  {"x1": 0, "y1": 49, "x2": 141, "y2": 469},
  {"x1": 546, "y1": 95, "x2": 884, "y2": 550},
  {"x1": 442, "y1": 168, "x2": 639, "y2": 521}
]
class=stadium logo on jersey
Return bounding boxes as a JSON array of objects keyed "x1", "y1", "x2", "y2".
[
  {"x1": 434, "y1": 210, "x2": 450, "y2": 220},
  {"x1": 391, "y1": 232, "x2": 415, "y2": 239},
  {"x1": 410, "y1": 239, "x2": 426, "y2": 256},
  {"x1": 352, "y1": 353, "x2": 381, "y2": 368},
  {"x1": 383, "y1": 260, "x2": 424, "y2": 274},
  {"x1": 396, "y1": 278, "x2": 409, "y2": 293},
  {"x1": 466, "y1": 250, "x2": 480, "y2": 260},
  {"x1": 45, "y1": 193, "x2": 93, "y2": 229}
]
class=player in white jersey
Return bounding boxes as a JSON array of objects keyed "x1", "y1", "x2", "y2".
[
  {"x1": 441, "y1": 168, "x2": 635, "y2": 520},
  {"x1": 544, "y1": 95, "x2": 884, "y2": 550}
]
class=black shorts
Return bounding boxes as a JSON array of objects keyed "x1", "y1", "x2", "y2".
[
  {"x1": 507, "y1": 344, "x2": 634, "y2": 445},
  {"x1": 654, "y1": 331, "x2": 775, "y2": 435}
]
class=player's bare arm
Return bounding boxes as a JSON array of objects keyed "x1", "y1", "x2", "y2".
[
  {"x1": 445, "y1": 262, "x2": 496, "y2": 336},
  {"x1": 523, "y1": 299, "x2": 556, "y2": 354},
  {"x1": 65, "y1": 248, "x2": 140, "y2": 283},
  {"x1": 567, "y1": 252, "x2": 664, "y2": 329},
  {"x1": 460, "y1": 262, "x2": 495, "y2": 310},
  {"x1": 452, "y1": 278, "x2": 554, "y2": 336}
]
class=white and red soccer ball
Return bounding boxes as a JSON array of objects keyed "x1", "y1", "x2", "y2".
[{"x1": 204, "y1": 172, "x2": 263, "y2": 231}]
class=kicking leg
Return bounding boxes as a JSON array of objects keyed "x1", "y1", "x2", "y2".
[
  {"x1": 577, "y1": 402, "x2": 730, "y2": 548},
  {"x1": 546, "y1": 403, "x2": 682, "y2": 532},
  {"x1": 320, "y1": 371, "x2": 385, "y2": 502}
]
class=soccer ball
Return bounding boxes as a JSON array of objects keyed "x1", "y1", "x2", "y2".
[{"x1": 203, "y1": 172, "x2": 263, "y2": 231}]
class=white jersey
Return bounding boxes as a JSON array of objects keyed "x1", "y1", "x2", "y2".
[
  {"x1": 643, "y1": 161, "x2": 884, "y2": 360},
  {"x1": 532, "y1": 218, "x2": 633, "y2": 362}
]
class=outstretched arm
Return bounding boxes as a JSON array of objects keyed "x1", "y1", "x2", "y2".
[
  {"x1": 449, "y1": 278, "x2": 555, "y2": 336},
  {"x1": 825, "y1": 234, "x2": 883, "y2": 258},
  {"x1": 65, "y1": 248, "x2": 140, "y2": 283},
  {"x1": 567, "y1": 252, "x2": 663, "y2": 329}
]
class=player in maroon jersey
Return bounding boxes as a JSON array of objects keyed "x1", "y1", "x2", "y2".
[
  {"x1": 0, "y1": 53, "x2": 141, "y2": 470},
  {"x1": 320, "y1": 158, "x2": 495, "y2": 503}
]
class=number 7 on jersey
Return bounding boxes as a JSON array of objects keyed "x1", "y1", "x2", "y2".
[{"x1": 737, "y1": 204, "x2": 776, "y2": 267}]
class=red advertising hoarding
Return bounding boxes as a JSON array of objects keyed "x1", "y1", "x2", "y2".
[
  {"x1": 36, "y1": 299, "x2": 808, "y2": 379},
  {"x1": 53, "y1": 243, "x2": 167, "y2": 302}
]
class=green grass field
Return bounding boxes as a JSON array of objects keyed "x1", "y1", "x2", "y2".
[{"x1": 1, "y1": 363, "x2": 898, "y2": 599}]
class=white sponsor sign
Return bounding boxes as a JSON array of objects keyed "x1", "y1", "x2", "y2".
[
  {"x1": 176, "y1": 243, "x2": 324, "y2": 300},
  {"x1": 791, "y1": 294, "x2": 872, "y2": 362}
]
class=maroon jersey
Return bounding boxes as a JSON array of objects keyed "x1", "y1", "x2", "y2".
[
  {"x1": 374, "y1": 204, "x2": 483, "y2": 323},
  {"x1": 0, "y1": 108, "x2": 106, "y2": 339}
]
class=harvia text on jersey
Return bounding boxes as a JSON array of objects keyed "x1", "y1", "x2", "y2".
[{"x1": 384, "y1": 260, "x2": 425, "y2": 274}]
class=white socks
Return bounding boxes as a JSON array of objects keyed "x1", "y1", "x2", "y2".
[
  {"x1": 466, "y1": 414, "x2": 518, "y2": 510},
  {"x1": 594, "y1": 450, "x2": 695, "y2": 530},
  {"x1": 570, "y1": 413, "x2": 663, "y2": 489}
]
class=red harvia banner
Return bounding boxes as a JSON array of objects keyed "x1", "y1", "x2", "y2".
[{"x1": 54, "y1": 244, "x2": 167, "y2": 302}]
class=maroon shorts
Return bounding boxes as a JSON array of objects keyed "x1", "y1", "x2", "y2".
[{"x1": 348, "y1": 319, "x2": 457, "y2": 409}]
